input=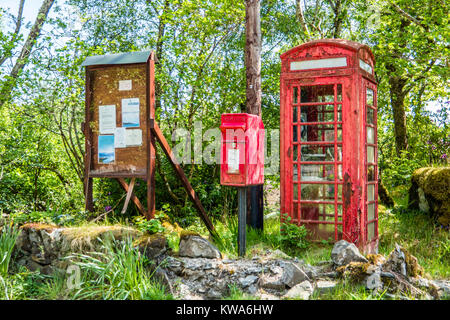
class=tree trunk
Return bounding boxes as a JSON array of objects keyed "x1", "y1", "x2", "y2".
[
  {"x1": 245, "y1": 0, "x2": 262, "y2": 115},
  {"x1": 245, "y1": 0, "x2": 263, "y2": 231},
  {"x1": 388, "y1": 70, "x2": 409, "y2": 155}
]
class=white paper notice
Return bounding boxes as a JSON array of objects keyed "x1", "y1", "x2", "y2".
[
  {"x1": 99, "y1": 105, "x2": 116, "y2": 134},
  {"x1": 122, "y1": 98, "x2": 140, "y2": 128},
  {"x1": 227, "y1": 148, "x2": 240, "y2": 174},
  {"x1": 119, "y1": 80, "x2": 132, "y2": 91},
  {"x1": 114, "y1": 127, "x2": 126, "y2": 148},
  {"x1": 125, "y1": 129, "x2": 142, "y2": 147}
]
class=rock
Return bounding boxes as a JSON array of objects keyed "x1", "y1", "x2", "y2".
[
  {"x1": 314, "y1": 280, "x2": 337, "y2": 295},
  {"x1": 303, "y1": 264, "x2": 320, "y2": 279},
  {"x1": 366, "y1": 272, "x2": 383, "y2": 291},
  {"x1": 178, "y1": 235, "x2": 222, "y2": 259},
  {"x1": 408, "y1": 167, "x2": 450, "y2": 226},
  {"x1": 280, "y1": 261, "x2": 309, "y2": 288},
  {"x1": 259, "y1": 274, "x2": 285, "y2": 291},
  {"x1": 331, "y1": 240, "x2": 368, "y2": 266},
  {"x1": 430, "y1": 280, "x2": 450, "y2": 299},
  {"x1": 283, "y1": 280, "x2": 313, "y2": 300},
  {"x1": 239, "y1": 275, "x2": 259, "y2": 288},
  {"x1": 135, "y1": 233, "x2": 168, "y2": 259},
  {"x1": 384, "y1": 244, "x2": 424, "y2": 278}
]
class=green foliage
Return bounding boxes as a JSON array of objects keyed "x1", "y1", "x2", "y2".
[
  {"x1": 280, "y1": 214, "x2": 309, "y2": 251},
  {"x1": 0, "y1": 223, "x2": 20, "y2": 276},
  {"x1": 133, "y1": 214, "x2": 166, "y2": 235},
  {"x1": 67, "y1": 237, "x2": 173, "y2": 300},
  {"x1": 381, "y1": 150, "x2": 426, "y2": 187}
]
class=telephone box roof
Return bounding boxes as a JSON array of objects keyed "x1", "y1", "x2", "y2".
[
  {"x1": 81, "y1": 51, "x2": 152, "y2": 67},
  {"x1": 280, "y1": 39, "x2": 375, "y2": 64}
]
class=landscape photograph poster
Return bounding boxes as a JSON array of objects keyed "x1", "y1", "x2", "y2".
[
  {"x1": 98, "y1": 135, "x2": 115, "y2": 164},
  {"x1": 122, "y1": 98, "x2": 140, "y2": 128}
]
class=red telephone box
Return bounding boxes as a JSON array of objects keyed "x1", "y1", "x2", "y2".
[
  {"x1": 280, "y1": 39, "x2": 378, "y2": 253},
  {"x1": 220, "y1": 113, "x2": 265, "y2": 187}
]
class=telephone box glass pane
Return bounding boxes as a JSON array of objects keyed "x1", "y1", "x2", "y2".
[
  {"x1": 367, "y1": 146, "x2": 375, "y2": 163},
  {"x1": 367, "y1": 108, "x2": 375, "y2": 124},
  {"x1": 300, "y1": 145, "x2": 336, "y2": 162},
  {"x1": 293, "y1": 106, "x2": 298, "y2": 123},
  {"x1": 301, "y1": 85, "x2": 335, "y2": 103},
  {"x1": 337, "y1": 84, "x2": 342, "y2": 102},
  {"x1": 301, "y1": 164, "x2": 335, "y2": 182},
  {"x1": 368, "y1": 222, "x2": 375, "y2": 240},
  {"x1": 367, "y1": 184, "x2": 375, "y2": 202},
  {"x1": 366, "y1": 88, "x2": 374, "y2": 106},
  {"x1": 301, "y1": 184, "x2": 335, "y2": 201},
  {"x1": 301, "y1": 104, "x2": 334, "y2": 122},
  {"x1": 367, "y1": 127, "x2": 375, "y2": 144},
  {"x1": 294, "y1": 164, "x2": 298, "y2": 181},
  {"x1": 301, "y1": 204, "x2": 335, "y2": 221},
  {"x1": 367, "y1": 165, "x2": 376, "y2": 181},
  {"x1": 368, "y1": 203, "x2": 375, "y2": 221},
  {"x1": 294, "y1": 184, "x2": 298, "y2": 200},
  {"x1": 293, "y1": 126, "x2": 298, "y2": 142},
  {"x1": 293, "y1": 144, "x2": 298, "y2": 161},
  {"x1": 293, "y1": 87, "x2": 299, "y2": 104},
  {"x1": 300, "y1": 124, "x2": 337, "y2": 142}
]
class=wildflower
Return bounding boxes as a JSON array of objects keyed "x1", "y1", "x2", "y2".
[
  {"x1": 426, "y1": 140, "x2": 432, "y2": 145},
  {"x1": 441, "y1": 153, "x2": 447, "y2": 159},
  {"x1": 105, "y1": 205, "x2": 112, "y2": 212},
  {"x1": 432, "y1": 145, "x2": 437, "y2": 150}
]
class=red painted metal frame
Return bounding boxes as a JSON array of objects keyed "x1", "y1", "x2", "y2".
[{"x1": 280, "y1": 39, "x2": 378, "y2": 253}]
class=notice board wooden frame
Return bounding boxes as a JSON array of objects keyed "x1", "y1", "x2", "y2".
[{"x1": 82, "y1": 51, "x2": 216, "y2": 237}]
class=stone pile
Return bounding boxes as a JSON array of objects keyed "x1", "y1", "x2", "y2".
[{"x1": 11, "y1": 224, "x2": 450, "y2": 300}]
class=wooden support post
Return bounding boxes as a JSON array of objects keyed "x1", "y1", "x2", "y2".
[
  {"x1": 146, "y1": 52, "x2": 157, "y2": 220},
  {"x1": 117, "y1": 178, "x2": 146, "y2": 216},
  {"x1": 121, "y1": 178, "x2": 136, "y2": 214},
  {"x1": 150, "y1": 120, "x2": 218, "y2": 238},
  {"x1": 84, "y1": 68, "x2": 94, "y2": 212}
]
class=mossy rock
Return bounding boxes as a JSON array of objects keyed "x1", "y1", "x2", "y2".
[
  {"x1": 401, "y1": 247, "x2": 424, "y2": 278},
  {"x1": 408, "y1": 167, "x2": 450, "y2": 226},
  {"x1": 180, "y1": 230, "x2": 201, "y2": 240},
  {"x1": 336, "y1": 261, "x2": 373, "y2": 282},
  {"x1": 20, "y1": 223, "x2": 58, "y2": 232}
]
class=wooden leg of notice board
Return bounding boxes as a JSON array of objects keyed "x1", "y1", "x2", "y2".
[
  {"x1": 84, "y1": 177, "x2": 93, "y2": 212},
  {"x1": 117, "y1": 178, "x2": 146, "y2": 216},
  {"x1": 121, "y1": 178, "x2": 136, "y2": 214}
]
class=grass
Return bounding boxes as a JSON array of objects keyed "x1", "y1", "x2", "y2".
[
  {"x1": 0, "y1": 223, "x2": 20, "y2": 276},
  {"x1": 66, "y1": 237, "x2": 173, "y2": 300}
]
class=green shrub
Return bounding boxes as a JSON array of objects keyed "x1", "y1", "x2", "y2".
[
  {"x1": 280, "y1": 214, "x2": 309, "y2": 250},
  {"x1": 133, "y1": 214, "x2": 166, "y2": 235}
]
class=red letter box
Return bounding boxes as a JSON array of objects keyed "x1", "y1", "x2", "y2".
[{"x1": 220, "y1": 113, "x2": 264, "y2": 186}]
